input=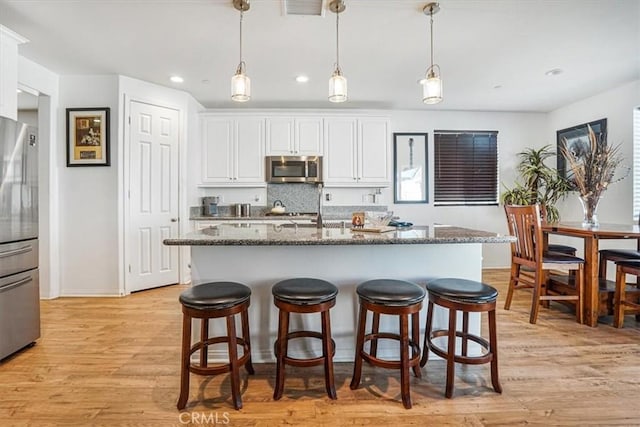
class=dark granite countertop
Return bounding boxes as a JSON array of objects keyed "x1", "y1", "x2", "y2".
[
  {"x1": 190, "y1": 215, "x2": 318, "y2": 221},
  {"x1": 164, "y1": 224, "x2": 513, "y2": 246}
]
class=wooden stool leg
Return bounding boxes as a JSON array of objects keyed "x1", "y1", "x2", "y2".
[
  {"x1": 273, "y1": 309, "x2": 290, "y2": 400},
  {"x1": 350, "y1": 303, "x2": 367, "y2": 390},
  {"x1": 200, "y1": 318, "x2": 209, "y2": 367},
  {"x1": 411, "y1": 311, "x2": 421, "y2": 378},
  {"x1": 241, "y1": 307, "x2": 255, "y2": 375},
  {"x1": 399, "y1": 313, "x2": 412, "y2": 409},
  {"x1": 177, "y1": 314, "x2": 192, "y2": 410},
  {"x1": 488, "y1": 308, "x2": 502, "y2": 393},
  {"x1": 445, "y1": 307, "x2": 457, "y2": 399},
  {"x1": 462, "y1": 311, "x2": 469, "y2": 357},
  {"x1": 370, "y1": 312, "x2": 380, "y2": 358},
  {"x1": 321, "y1": 310, "x2": 337, "y2": 399},
  {"x1": 420, "y1": 301, "x2": 434, "y2": 367},
  {"x1": 226, "y1": 314, "x2": 242, "y2": 410}
]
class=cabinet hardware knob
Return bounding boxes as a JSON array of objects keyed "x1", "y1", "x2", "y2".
[{"x1": 171, "y1": 218, "x2": 178, "y2": 222}]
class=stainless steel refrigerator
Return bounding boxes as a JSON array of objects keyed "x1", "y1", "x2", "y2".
[{"x1": 0, "y1": 116, "x2": 40, "y2": 361}]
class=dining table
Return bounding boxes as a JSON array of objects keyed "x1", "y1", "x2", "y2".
[{"x1": 542, "y1": 221, "x2": 640, "y2": 327}]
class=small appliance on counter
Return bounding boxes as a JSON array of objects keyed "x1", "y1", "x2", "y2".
[{"x1": 202, "y1": 197, "x2": 219, "y2": 217}]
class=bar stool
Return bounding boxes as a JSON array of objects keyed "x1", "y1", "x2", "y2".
[
  {"x1": 420, "y1": 278, "x2": 501, "y2": 398},
  {"x1": 350, "y1": 279, "x2": 425, "y2": 409},
  {"x1": 272, "y1": 278, "x2": 338, "y2": 400},
  {"x1": 177, "y1": 282, "x2": 254, "y2": 410}
]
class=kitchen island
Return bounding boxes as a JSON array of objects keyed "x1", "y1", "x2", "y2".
[{"x1": 165, "y1": 224, "x2": 512, "y2": 362}]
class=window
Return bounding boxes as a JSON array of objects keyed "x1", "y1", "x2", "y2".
[
  {"x1": 434, "y1": 130, "x2": 498, "y2": 205},
  {"x1": 633, "y1": 107, "x2": 640, "y2": 221}
]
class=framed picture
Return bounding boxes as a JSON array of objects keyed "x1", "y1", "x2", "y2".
[
  {"x1": 66, "y1": 107, "x2": 110, "y2": 166},
  {"x1": 393, "y1": 133, "x2": 428, "y2": 203},
  {"x1": 556, "y1": 118, "x2": 606, "y2": 179}
]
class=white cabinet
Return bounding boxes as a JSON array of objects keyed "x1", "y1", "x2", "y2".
[
  {"x1": 265, "y1": 117, "x2": 323, "y2": 155},
  {"x1": 0, "y1": 26, "x2": 28, "y2": 121},
  {"x1": 201, "y1": 116, "x2": 265, "y2": 186},
  {"x1": 323, "y1": 117, "x2": 390, "y2": 187}
]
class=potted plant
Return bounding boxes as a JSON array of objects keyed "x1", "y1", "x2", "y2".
[{"x1": 501, "y1": 145, "x2": 571, "y2": 222}]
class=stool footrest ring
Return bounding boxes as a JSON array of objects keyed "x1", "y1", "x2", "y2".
[
  {"x1": 360, "y1": 333, "x2": 421, "y2": 369},
  {"x1": 274, "y1": 330, "x2": 336, "y2": 367},
  {"x1": 189, "y1": 336, "x2": 251, "y2": 376},
  {"x1": 428, "y1": 329, "x2": 493, "y2": 365}
]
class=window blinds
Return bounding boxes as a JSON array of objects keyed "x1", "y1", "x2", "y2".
[{"x1": 434, "y1": 131, "x2": 499, "y2": 205}]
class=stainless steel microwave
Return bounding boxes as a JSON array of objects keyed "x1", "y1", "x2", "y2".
[{"x1": 266, "y1": 156, "x2": 323, "y2": 183}]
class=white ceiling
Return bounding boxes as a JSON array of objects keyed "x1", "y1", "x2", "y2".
[{"x1": 3, "y1": 0, "x2": 639, "y2": 113}]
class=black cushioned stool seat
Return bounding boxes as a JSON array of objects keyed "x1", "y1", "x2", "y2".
[
  {"x1": 421, "y1": 278, "x2": 501, "y2": 399},
  {"x1": 350, "y1": 279, "x2": 426, "y2": 409},
  {"x1": 177, "y1": 282, "x2": 254, "y2": 410},
  {"x1": 272, "y1": 278, "x2": 338, "y2": 400}
]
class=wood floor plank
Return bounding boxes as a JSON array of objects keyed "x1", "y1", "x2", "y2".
[{"x1": 0, "y1": 268, "x2": 638, "y2": 426}]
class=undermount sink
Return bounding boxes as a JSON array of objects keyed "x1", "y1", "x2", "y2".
[{"x1": 277, "y1": 221, "x2": 346, "y2": 229}]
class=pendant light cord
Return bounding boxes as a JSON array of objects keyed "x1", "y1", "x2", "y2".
[
  {"x1": 239, "y1": 10, "x2": 244, "y2": 67},
  {"x1": 335, "y1": 8, "x2": 341, "y2": 72},
  {"x1": 429, "y1": 8, "x2": 434, "y2": 69}
]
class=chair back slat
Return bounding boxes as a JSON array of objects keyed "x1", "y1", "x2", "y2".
[{"x1": 504, "y1": 204, "x2": 543, "y2": 266}]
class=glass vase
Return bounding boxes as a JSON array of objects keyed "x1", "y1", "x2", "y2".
[{"x1": 578, "y1": 194, "x2": 601, "y2": 228}]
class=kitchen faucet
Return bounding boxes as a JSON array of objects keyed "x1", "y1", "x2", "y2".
[{"x1": 316, "y1": 183, "x2": 323, "y2": 229}]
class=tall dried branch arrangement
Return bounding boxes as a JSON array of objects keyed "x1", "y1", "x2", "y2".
[{"x1": 560, "y1": 125, "x2": 627, "y2": 199}]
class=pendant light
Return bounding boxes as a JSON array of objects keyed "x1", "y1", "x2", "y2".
[
  {"x1": 328, "y1": 0, "x2": 347, "y2": 103},
  {"x1": 421, "y1": 2, "x2": 443, "y2": 104},
  {"x1": 231, "y1": 0, "x2": 250, "y2": 102}
]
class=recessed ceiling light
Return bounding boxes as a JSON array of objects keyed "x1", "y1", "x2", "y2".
[
  {"x1": 170, "y1": 75, "x2": 184, "y2": 83},
  {"x1": 296, "y1": 75, "x2": 309, "y2": 83},
  {"x1": 16, "y1": 88, "x2": 22, "y2": 93},
  {"x1": 545, "y1": 68, "x2": 563, "y2": 76}
]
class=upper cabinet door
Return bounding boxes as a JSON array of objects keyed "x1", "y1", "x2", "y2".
[
  {"x1": 265, "y1": 118, "x2": 294, "y2": 155},
  {"x1": 323, "y1": 118, "x2": 358, "y2": 185},
  {"x1": 295, "y1": 118, "x2": 323, "y2": 155},
  {"x1": 201, "y1": 117, "x2": 234, "y2": 184},
  {"x1": 358, "y1": 119, "x2": 390, "y2": 185},
  {"x1": 265, "y1": 117, "x2": 323, "y2": 156},
  {"x1": 235, "y1": 117, "x2": 265, "y2": 183}
]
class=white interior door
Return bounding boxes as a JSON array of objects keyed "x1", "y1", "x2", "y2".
[{"x1": 127, "y1": 101, "x2": 179, "y2": 293}]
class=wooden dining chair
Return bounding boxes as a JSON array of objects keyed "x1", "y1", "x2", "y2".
[
  {"x1": 613, "y1": 260, "x2": 640, "y2": 328},
  {"x1": 504, "y1": 204, "x2": 585, "y2": 324},
  {"x1": 598, "y1": 215, "x2": 640, "y2": 281}
]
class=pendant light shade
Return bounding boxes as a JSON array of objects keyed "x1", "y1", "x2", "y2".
[
  {"x1": 231, "y1": 0, "x2": 250, "y2": 102},
  {"x1": 231, "y1": 62, "x2": 250, "y2": 102},
  {"x1": 329, "y1": 69, "x2": 347, "y2": 103},
  {"x1": 422, "y1": 2, "x2": 442, "y2": 104},
  {"x1": 328, "y1": 0, "x2": 347, "y2": 103}
]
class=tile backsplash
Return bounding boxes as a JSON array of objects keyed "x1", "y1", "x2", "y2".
[{"x1": 267, "y1": 183, "x2": 319, "y2": 213}]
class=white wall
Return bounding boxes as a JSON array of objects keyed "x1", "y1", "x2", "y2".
[
  {"x1": 548, "y1": 79, "x2": 640, "y2": 266},
  {"x1": 388, "y1": 110, "x2": 548, "y2": 268},
  {"x1": 58, "y1": 75, "x2": 119, "y2": 295},
  {"x1": 18, "y1": 56, "x2": 60, "y2": 299}
]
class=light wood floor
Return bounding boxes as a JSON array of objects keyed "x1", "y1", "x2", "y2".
[{"x1": 1, "y1": 269, "x2": 639, "y2": 426}]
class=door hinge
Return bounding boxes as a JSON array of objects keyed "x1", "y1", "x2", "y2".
[
  {"x1": 128, "y1": 265, "x2": 131, "y2": 273},
  {"x1": 128, "y1": 116, "x2": 131, "y2": 125}
]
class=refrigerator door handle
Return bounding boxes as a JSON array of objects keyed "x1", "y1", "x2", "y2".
[
  {"x1": 0, "y1": 245, "x2": 33, "y2": 258},
  {"x1": 0, "y1": 276, "x2": 33, "y2": 293}
]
